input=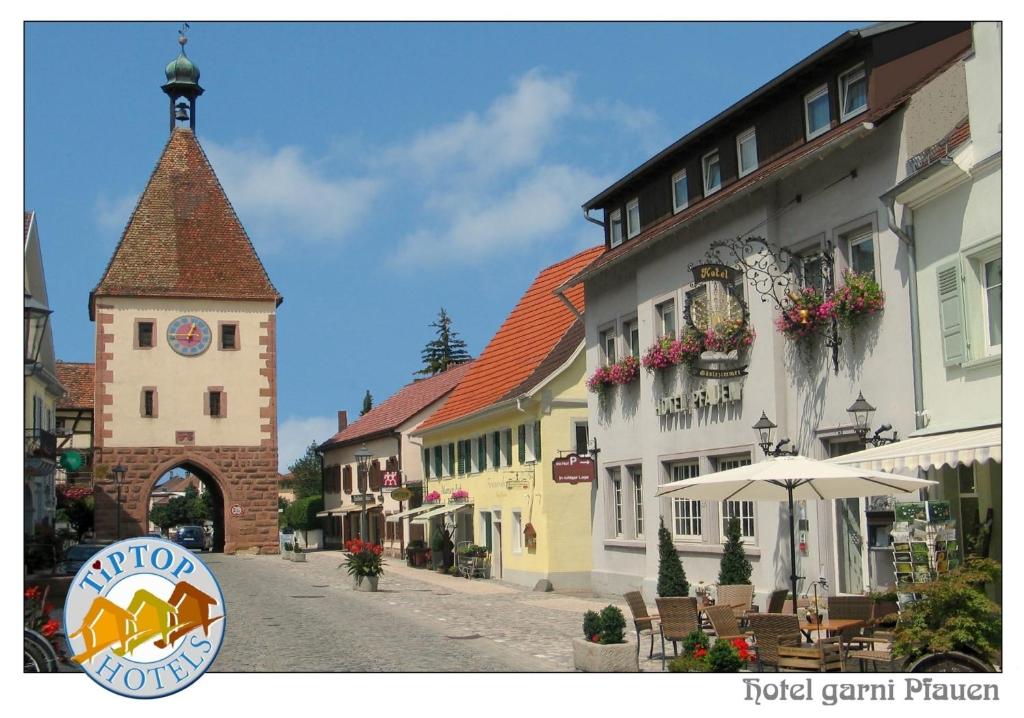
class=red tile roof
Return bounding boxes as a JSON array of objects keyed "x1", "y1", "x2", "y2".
[
  {"x1": 419, "y1": 246, "x2": 601, "y2": 431},
  {"x1": 319, "y1": 361, "x2": 475, "y2": 449},
  {"x1": 90, "y1": 128, "x2": 280, "y2": 318},
  {"x1": 56, "y1": 361, "x2": 94, "y2": 409}
]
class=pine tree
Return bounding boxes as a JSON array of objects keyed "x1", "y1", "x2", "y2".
[
  {"x1": 657, "y1": 516, "x2": 689, "y2": 596},
  {"x1": 360, "y1": 390, "x2": 373, "y2": 416},
  {"x1": 416, "y1": 307, "x2": 471, "y2": 376},
  {"x1": 718, "y1": 517, "x2": 753, "y2": 585},
  {"x1": 286, "y1": 442, "x2": 323, "y2": 500}
]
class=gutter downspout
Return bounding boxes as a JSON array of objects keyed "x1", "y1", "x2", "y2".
[
  {"x1": 882, "y1": 192, "x2": 925, "y2": 430},
  {"x1": 554, "y1": 286, "x2": 584, "y2": 321}
]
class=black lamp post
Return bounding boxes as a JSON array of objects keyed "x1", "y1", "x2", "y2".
[
  {"x1": 752, "y1": 411, "x2": 799, "y2": 457},
  {"x1": 847, "y1": 391, "x2": 898, "y2": 446},
  {"x1": 111, "y1": 463, "x2": 127, "y2": 540},
  {"x1": 354, "y1": 445, "x2": 373, "y2": 541},
  {"x1": 24, "y1": 293, "x2": 52, "y2": 375}
]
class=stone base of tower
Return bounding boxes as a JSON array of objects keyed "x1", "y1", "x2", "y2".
[{"x1": 92, "y1": 445, "x2": 280, "y2": 555}]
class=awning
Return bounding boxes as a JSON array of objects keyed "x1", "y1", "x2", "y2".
[
  {"x1": 320, "y1": 504, "x2": 369, "y2": 516},
  {"x1": 315, "y1": 510, "x2": 330, "y2": 517},
  {"x1": 412, "y1": 502, "x2": 473, "y2": 523},
  {"x1": 385, "y1": 505, "x2": 435, "y2": 522},
  {"x1": 829, "y1": 427, "x2": 1001, "y2": 473}
]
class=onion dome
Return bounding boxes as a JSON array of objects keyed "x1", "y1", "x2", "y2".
[{"x1": 162, "y1": 34, "x2": 204, "y2": 97}]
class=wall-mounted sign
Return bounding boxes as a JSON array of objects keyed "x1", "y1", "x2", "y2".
[
  {"x1": 352, "y1": 493, "x2": 375, "y2": 504},
  {"x1": 551, "y1": 454, "x2": 596, "y2": 484},
  {"x1": 382, "y1": 470, "x2": 402, "y2": 488},
  {"x1": 175, "y1": 431, "x2": 195, "y2": 446},
  {"x1": 684, "y1": 262, "x2": 753, "y2": 378},
  {"x1": 390, "y1": 487, "x2": 412, "y2": 502},
  {"x1": 230, "y1": 504, "x2": 245, "y2": 517},
  {"x1": 655, "y1": 380, "x2": 745, "y2": 417}
]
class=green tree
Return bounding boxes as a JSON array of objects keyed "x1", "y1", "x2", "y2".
[
  {"x1": 278, "y1": 496, "x2": 290, "y2": 528},
  {"x1": 415, "y1": 307, "x2": 471, "y2": 376},
  {"x1": 657, "y1": 516, "x2": 689, "y2": 597},
  {"x1": 360, "y1": 390, "x2": 373, "y2": 416},
  {"x1": 286, "y1": 495, "x2": 323, "y2": 547},
  {"x1": 718, "y1": 518, "x2": 753, "y2": 585},
  {"x1": 287, "y1": 442, "x2": 322, "y2": 500},
  {"x1": 150, "y1": 485, "x2": 209, "y2": 531},
  {"x1": 149, "y1": 503, "x2": 175, "y2": 534}
]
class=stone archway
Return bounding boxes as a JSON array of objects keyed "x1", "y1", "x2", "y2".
[{"x1": 144, "y1": 457, "x2": 228, "y2": 552}]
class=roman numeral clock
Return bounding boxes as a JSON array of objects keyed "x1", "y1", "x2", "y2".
[{"x1": 167, "y1": 315, "x2": 212, "y2": 356}]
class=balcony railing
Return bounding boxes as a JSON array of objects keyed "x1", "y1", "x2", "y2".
[{"x1": 24, "y1": 429, "x2": 57, "y2": 461}]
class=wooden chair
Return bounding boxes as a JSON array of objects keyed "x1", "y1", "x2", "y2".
[
  {"x1": 716, "y1": 584, "x2": 755, "y2": 621},
  {"x1": 778, "y1": 637, "x2": 844, "y2": 672},
  {"x1": 704, "y1": 604, "x2": 753, "y2": 643},
  {"x1": 848, "y1": 631, "x2": 897, "y2": 671},
  {"x1": 766, "y1": 589, "x2": 788, "y2": 614},
  {"x1": 623, "y1": 591, "x2": 658, "y2": 660},
  {"x1": 747, "y1": 613, "x2": 802, "y2": 671},
  {"x1": 654, "y1": 597, "x2": 700, "y2": 671},
  {"x1": 827, "y1": 596, "x2": 874, "y2": 648}
]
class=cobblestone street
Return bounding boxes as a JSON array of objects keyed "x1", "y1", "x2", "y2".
[{"x1": 208, "y1": 551, "x2": 663, "y2": 672}]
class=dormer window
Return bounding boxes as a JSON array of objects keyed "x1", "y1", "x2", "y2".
[
  {"x1": 671, "y1": 170, "x2": 688, "y2": 213},
  {"x1": 609, "y1": 209, "x2": 624, "y2": 247},
  {"x1": 736, "y1": 128, "x2": 758, "y2": 177},
  {"x1": 839, "y1": 64, "x2": 868, "y2": 121},
  {"x1": 702, "y1": 150, "x2": 722, "y2": 196},
  {"x1": 626, "y1": 198, "x2": 640, "y2": 239},
  {"x1": 805, "y1": 84, "x2": 831, "y2": 140}
]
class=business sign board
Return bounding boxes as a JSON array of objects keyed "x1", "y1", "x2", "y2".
[
  {"x1": 551, "y1": 454, "x2": 596, "y2": 485},
  {"x1": 382, "y1": 470, "x2": 402, "y2": 489}
]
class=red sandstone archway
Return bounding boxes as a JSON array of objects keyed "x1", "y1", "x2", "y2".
[{"x1": 144, "y1": 455, "x2": 229, "y2": 552}]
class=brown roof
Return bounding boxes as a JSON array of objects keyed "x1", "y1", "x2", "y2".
[
  {"x1": 153, "y1": 473, "x2": 201, "y2": 495},
  {"x1": 24, "y1": 211, "x2": 33, "y2": 241},
  {"x1": 90, "y1": 128, "x2": 280, "y2": 318},
  {"x1": 419, "y1": 246, "x2": 600, "y2": 432},
  {"x1": 56, "y1": 361, "x2": 95, "y2": 409},
  {"x1": 319, "y1": 361, "x2": 475, "y2": 450}
]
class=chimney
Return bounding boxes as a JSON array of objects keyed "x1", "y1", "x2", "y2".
[{"x1": 338, "y1": 410, "x2": 348, "y2": 431}]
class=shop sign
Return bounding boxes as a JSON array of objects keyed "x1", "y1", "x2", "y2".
[
  {"x1": 551, "y1": 454, "x2": 596, "y2": 484},
  {"x1": 655, "y1": 380, "x2": 744, "y2": 416},
  {"x1": 352, "y1": 493, "x2": 375, "y2": 504},
  {"x1": 683, "y1": 262, "x2": 753, "y2": 378},
  {"x1": 382, "y1": 470, "x2": 402, "y2": 488},
  {"x1": 390, "y1": 487, "x2": 412, "y2": 502}
]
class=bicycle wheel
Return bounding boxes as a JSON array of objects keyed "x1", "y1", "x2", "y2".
[{"x1": 24, "y1": 633, "x2": 58, "y2": 673}]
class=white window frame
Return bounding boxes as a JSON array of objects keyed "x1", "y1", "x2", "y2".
[
  {"x1": 702, "y1": 149, "x2": 722, "y2": 196},
  {"x1": 512, "y1": 510, "x2": 523, "y2": 554},
  {"x1": 599, "y1": 323, "x2": 617, "y2": 366},
  {"x1": 609, "y1": 209, "x2": 624, "y2": 247},
  {"x1": 524, "y1": 425, "x2": 537, "y2": 463},
  {"x1": 805, "y1": 84, "x2": 831, "y2": 140},
  {"x1": 609, "y1": 467, "x2": 623, "y2": 538},
  {"x1": 626, "y1": 198, "x2": 640, "y2": 239},
  {"x1": 736, "y1": 127, "x2": 758, "y2": 178},
  {"x1": 623, "y1": 316, "x2": 640, "y2": 359},
  {"x1": 656, "y1": 297, "x2": 677, "y2": 339},
  {"x1": 501, "y1": 428, "x2": 512, "y2": 467},
  {"x1": 838, "y1": 64, "x2": 868, "y2": 121},
  {"x1": 717, "y1": 455, "x2": 754, "y2": 542},
  {"x1": 671, "y1": 170, "x2": 688, "y2": 213},
  {"x1": 629, "y1": 465, "x2": 644, "y2": 539},
  {"x1": 668, "y1": 461, "x2": 703, "y2": 541},
  {"x1": 970, "y1": 246, "x2": 1002, "y2": 356},
  {"x1": 846, "y1": 228, "x2": 876, "y2": 279},
  {"x1": 442, "y1": 444, "x2": 452, "y2": 478},
  {"x1": 572, "y1": 419, "x2": 590, "y2": 456}
]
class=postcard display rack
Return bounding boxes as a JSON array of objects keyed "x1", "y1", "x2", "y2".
[{"x1": 890, "y1": 501, "x2": 959, "y2": 608}]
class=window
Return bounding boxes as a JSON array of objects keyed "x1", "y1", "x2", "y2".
[
  {"x1": 702, "y1": 150, "x2": 722, "y2": 196},
  {"x1": 520, "y1": 422, "x2": 539, "y2": 463},
  {"x1": 502, "y1": 428, "x2": 513, "y2": 467},
  {"x1": 599, "y1": 326, "x2": 616, "y2": 366},
  {"x1": 718, "y1": 456, "x2": 754, "y2": 540},
  {"x1": 573, "y1": 421, "x2": 590, "y2": 456},
  {"x1": 512, "y1": 511, "x2": 523, "y2": 553},
  {"x1": 609, "y1": 209, "x2": 624, "y2": 247},
  {"x1": 845, "y1": 226, "x2": 875, "y2": 279},
  {"x1": 981, "y1": 255, "x2": 1002, "y2": 352},
  {"x1": 805, "y1": 84, "x2": 831, "y2": 140},
  {"x1": 208, "y1": 390, "x2": 223, "y2": 418},
  {"x1": 736, "y1": 128, "x2": 758, "y2": 177},
  {"x1": 623, "y1": 318, "x2": 640, "y2": 358},
  {"x1": 136, "y1": 320, "x2": 154, "y2": 349},
  {"x1": 799, "y1": 249, "x2": 825, "y2": 291},
  {"x1": 839, "y1": 64, "x2": 867, "y2": 121},
  {"x1": 220, "y1": 323, "x2": 238, "y2": 350},
  {"x1": 491, "y1": 431, "x2": 501, "y2": 468},
  {"x1": 626, "y1": 198, "x2": 640, "y2": 239},
  {"x1": 141, "y1": 388, "x2": 157, "y2": 418},
  {"x1": 671, "y1": 170, "x2": 688, "y2": 213},
  {"x1": 957, "y1": 464, "x2": 980, "y2": 557},
  {"x1": 433, "y1": 446, "x2": 443, "y2": 479},
  {"x1": 670, "y1": 462, "x2": 702, "y2": 540},
  {"x1": 469, "y1": 437, "x2": 480, "y2": 473},
  {"x1": 609, "y1": 467, "x2": 623, "y2": 537},
  {"x1": 423, "y1": 448, "x2": 431, "y2": 479},
  {"x1": 656, "y1": 298, "x2": 676, "y2": 338},
  {"x1": 477, "y1": 435, "x2": 487, "y2": 472},
  {"x1": 630, "y1": 466, "x2": 644, "y2": 538},
  {"x1": 445, "y1": 443, "x2": 455, "y2": 477}
]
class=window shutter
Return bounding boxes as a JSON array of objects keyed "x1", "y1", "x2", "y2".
[
  {"x1": 343, "y1": 466, "x2": 352, "y2": 494},
  {"x1": 423, "y1": 448, "x2": 430, "y2": 479},
  {"x1": 478, "y1": 436, "x2": 486, "y2": 471},
  {"x1": 534, "y1": 421, "x2": 542, "y2": 461},
  {"x1": 937, "y1": 260, "x2": 968, "y2": 366},
  {"x1": 518, "y1": 425, "x2": 526, "y2": 464},
  {"x1": 369, "y1": 461, "x2": 381, "y2": 491},
  {"x1": 448, "y1": 443, "x2": 455, "y2": 475},
  {"x1": 504, "y1": 429, "x2": 513, "y2": 467},
  {"x1": 492, "y1": 431, "x2": 500, "y2": 468},
  {"x1": 434, "y1": 446, "x2": 442, "y2": 478},
  {"x1": 457, "y1": 441, "x2": 465, "y2": 474}
]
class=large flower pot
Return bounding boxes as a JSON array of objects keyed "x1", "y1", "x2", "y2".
[
  {"x1": 292, "y1": 553, "x2": 306, "y2": 563},
  {"x1": 353, "y1": 575, "x2": 380, "y2": 592},
  {"x1": 572, "y1": 638, "x2": 639, "y2": 672}
]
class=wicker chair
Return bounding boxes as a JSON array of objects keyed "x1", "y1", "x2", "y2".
[
  {"x1": 748, "y1": 613, "x2": 802, "y2": 671},
  {"x1": 778, "y1": 637, "x2": 844, "y2": 672},
  {"x1": 716, "y1": 584, "x2": 755, "y2": 621},
  {"x1": 654, "y1": 597, "x2": 700, "y2": 671},
  {"x1": 704, "y1": 604, "x2": 753, "y2": 643},
  {"x1": 623, "y1": 591, "x2": 658, "y2": 660},
  {"x1": 766, "y1": 589, "x2": 788, "y2": 614},
  {"x1": 827, "y1": 596, "x2": 874, "y2": 648}
]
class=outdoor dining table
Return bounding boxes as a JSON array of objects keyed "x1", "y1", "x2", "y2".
[{"x1": 800, "y1": 618, "x2": 865, "y2": 643}]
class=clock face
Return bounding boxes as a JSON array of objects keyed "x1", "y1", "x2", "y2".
[{"x1": 167, "y1": 315, "x2": 212, "y2": 356}]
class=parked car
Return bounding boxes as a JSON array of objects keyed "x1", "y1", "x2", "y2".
[
  {"x1": 173, "y1": 525, "x2": 208, "y2": 552},
  {"x1": 57, "y1": 543, "x2": 107, "y2": 575}
]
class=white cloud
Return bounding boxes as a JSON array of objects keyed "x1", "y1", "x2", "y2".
[
  {"x1": 203, "y1": 140, "x2": 384, "y2": 251},
  {"x1": 95, "y1": 193, "x2": 139, "y2": 235},
  {"x1": 277, "y1": 415, "x2": 338, "y2": 474}
]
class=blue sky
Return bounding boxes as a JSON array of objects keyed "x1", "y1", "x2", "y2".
[{"x1": 25, "y1": 21, "x2": 855, "y2": 471}]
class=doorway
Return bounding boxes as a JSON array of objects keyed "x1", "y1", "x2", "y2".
[
  {"x1": 491, "y1": 514, "x2": 502, "y2": 579},
  {"x1": 828, "y1": 440, "x2": 868, "y2": 593}
]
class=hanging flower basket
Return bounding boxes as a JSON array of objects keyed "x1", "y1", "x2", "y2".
[
  {"x1": 424, "y1": 490, "x2": 442, "y2": 504},
  {"x1": 640, "y1": 329, "x2": 706, "y2": 373},
  {"x1": 833, "y1": 271, "x2": 885, "y2": 327},
  {"x1": 607, "y1": 355, "x2": 640, "y2": 386},
  {"x1": 703, "y1": 318, "x2": 755, "y2": 354},
  {"x1": 775, "y1": 287, "x2": 835, "y2": 341},
  {"x1": 586, "y1": 365, "x2": 614, "y2": 393},
  {"x1": 450, "y1": 489, "x2": 470, "y2": 503}
]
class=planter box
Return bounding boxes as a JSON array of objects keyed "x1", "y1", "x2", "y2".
[
  {"x1": 291, "y1": 553, "x2": 306, "y2": 562},
  {"x1": 572, "y1": 638, "x2": 638, "y2": 673},
  {"x1": 281, "y1": 551, "x2": 293, "y2": 561}
]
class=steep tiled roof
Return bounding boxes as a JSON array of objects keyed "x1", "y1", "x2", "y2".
[
  {"x1": 419, "y1": 246, "x2": 601, "y2": 431},
  {"x1": 56, "y1": 361, "x2": 94, "y2": 409},
  {"x1": 24, "y1": 211, "x2": 33, "y2": 242},
  {"x1": 90, "y1": 128, "x2": 280, "y2": 318},
  {"x1": 319, "y1": 361, "x2": 475, "y2": 450}
]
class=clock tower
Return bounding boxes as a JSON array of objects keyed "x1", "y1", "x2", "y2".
[{"x1": 90, "y1": 33, "x2": 282, "y2": 553}]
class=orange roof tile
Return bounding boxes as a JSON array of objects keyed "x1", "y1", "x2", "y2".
[
  {"x1": 419, "y1": 246, "x2": 601, "y2": 431},
  {"x1": 90, "y1": 128, "x2": 280, "y2": 318},
  {"x1": 56, "y1": 361, "x2": 95, "y2": 409},
  {"x1": 320, "y1": 361, "x2": 475, "y2": 449}
]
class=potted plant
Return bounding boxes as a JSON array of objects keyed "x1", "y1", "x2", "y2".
[
  {"x1": 291, "y1": 542, "x2": 306, "y2": 562},
  {"x1": 340, "y1": 538, "x2": 385, "y2": 592},
  {"x1": 774, "y1": 287, "x2": 835, "y2": 342},
  {"x1": 406, "y1": 539, "x2": 428, "y2": 568},
  {"x1": 451, "y1": 489, "x2": 470, "y2": 503},
  {"x1": 572, "y1": 605, "x2": 638, "y2": 672},
  {"x1": 833, "y1": 270, "x2": 885, "y2": 327},
  {"x1": 668, "y1": 631, "x2": 755, "y2": 672},
  {"x1": 282, "y1": 541, "x2": 294, "y2": 561}
]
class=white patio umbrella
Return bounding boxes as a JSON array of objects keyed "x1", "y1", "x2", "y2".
[{"x1": 654, "y1": 455, "x2": 937, "y2": 612}]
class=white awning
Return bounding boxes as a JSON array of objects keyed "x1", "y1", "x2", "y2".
[
  {"x1": 412, "y1": 502, "x2": 473, "y2": 523},
  {"x1": 829, "y1": 427, "x2": 1001, "y2": 473},
  {"x1": 315, "y1": 510, "x2": 330, "y2": 517},
  {"x1": 385, "y1": 505, "x2": 435, "y2": 522}
]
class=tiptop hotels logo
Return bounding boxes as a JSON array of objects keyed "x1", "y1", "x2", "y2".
[{"x1": 63, "y1": 538, "x2": 226, "y2": 698}]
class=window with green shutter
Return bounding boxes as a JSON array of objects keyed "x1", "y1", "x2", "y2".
[
  {"x1": 457, "y1": 440, "x2": 466, "y2": 474},
  {"x1": 434, "y1": 446, "x2": 442, "y2": 479},
  {"x1": 518, "y1": 425, "x2": 526, "y2": 464},
  {"x1": 492, "y1": 431, "x2": 501, "y2": 467},
  {"x1": 937, "y1": 260, "x2": 968, "y2": 366},
  {"x1": 448, "y1": 443, "x2": 456, "y2": 475},
  {"x1": 533, "y1": 421, "x2": 541, "y2": 461},
  {"x1": 478, "y1": 435, "x2": 487, "y2": 471},
  {"x1": 423, "y1": 448, "x2": 430, "y2": 479},
  {"x1": 503, "y1": 428, "x2": 513, "y2": 467}
]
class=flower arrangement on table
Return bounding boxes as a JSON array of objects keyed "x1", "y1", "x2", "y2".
[
  {"x1": 774, "y1": 286, "x2": 835, "y2": 341},
  {"x1": 424, "y1": 490, "x2": 442, "y2": 504},
  {"x1": 450, "y1": 489, "x2": 470, "y2": 502},
  {"x1": 832, "y1": 271, "x2": 885, "y2": 327},
  {"x1": 24, "y1": 585, "x2": 65, "y2": 663},
  {"x1": 587, "y1": 355, "x2": 640, "y2": 392},
  {"x1": 640, "y1": 328, "x2": 706, "y2": 373},
  {"x1": 340, "y1": 538, "x2": 385, "y2": 578},
  {"x1": 668, "y1": 630, "x2": 754, "y2": 672},
  {"x1": 703, "y1": 317, "x2": 755, "y2": 354}
]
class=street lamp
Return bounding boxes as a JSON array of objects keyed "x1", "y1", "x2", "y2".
[
  {"x1": 24, "y1": 293, "x2": 52, "y2": 375},
  {"x1": 354, "y1": 445, "x2": 373, "y2": 541},
  {"x1": 110, "y1": 463, "x2": 127, "y2": 540},
  {"x1": 752, "y1": 410, "x2": 798, "y2": 457},
  {"x1": 846, "y1": 391, "x2": 898, "y2": 446}
]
